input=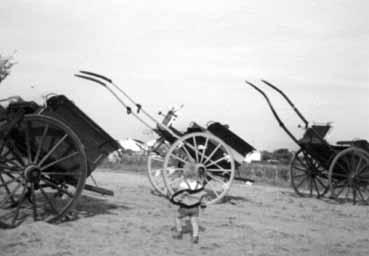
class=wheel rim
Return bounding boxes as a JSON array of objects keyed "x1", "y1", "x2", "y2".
[
  {"x1": 163, "y1": 132, "x2": 235, "y2": 205},
  {"x1": 329, "y1": 147, "x2": 369, "y2": 205},
  {"x1": 147, "y1": 140, "x2": 169, "y2": 196},
  {"x1": 290, "y1": 150, "x2": 329, "y2": 198},
  {"x1": 0, "y1": 114, "x2": 87, "y2": 227}
]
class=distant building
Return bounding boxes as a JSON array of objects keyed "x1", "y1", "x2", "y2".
[{"x1": 244, "y1": 150, "x2": 262, "y2": 163}]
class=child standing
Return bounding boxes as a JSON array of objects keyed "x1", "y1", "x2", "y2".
[{"x1": 172, "y1": 162, "x2": 206, "y2": 244}]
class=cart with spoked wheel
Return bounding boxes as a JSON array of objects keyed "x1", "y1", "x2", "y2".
[
  {"x1": 247, "y1": 80, "x2": 369, "y2": 204},
  {"x1": 0, "y1": 94, "x2": 120, "y2": 228},
  {"x1": 75, "y1": 71, "x2": 256, "y2": 206}
]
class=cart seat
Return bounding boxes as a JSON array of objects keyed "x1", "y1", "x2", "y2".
[{"x1": 299, "y1": 124, "x2": 331, "y2": 144}]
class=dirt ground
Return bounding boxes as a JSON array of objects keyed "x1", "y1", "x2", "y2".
[{"x1": 1, "y1": 169, "x2": 368, "y2": 256}]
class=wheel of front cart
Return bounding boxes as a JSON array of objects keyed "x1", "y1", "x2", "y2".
[
  {"x1": 147, "y1": 139, "x2": 170, "y2": 196},
  {"x1": 290, "y1": 149, "x2": 329, "y2": 198},
  {"x1": 0, "y1": 114, "x2": 87, "y2": 228},
  {"x1": 162, "y1": 132, "x2": 235, "y2": 205},
  {"x1": 328, "y1": 147, "x2": 369, "y2": 205}
]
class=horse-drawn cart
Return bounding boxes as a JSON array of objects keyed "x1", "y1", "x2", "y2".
[
  {"x1": 75, "y1": 71, "x2": 256, "y2": 206},
  {"x1": 247, "y1": 80, "x2": 369, "y2": 204},
  {"x1": 0, "y1": 94, "x2": 120, "y2": 228}
]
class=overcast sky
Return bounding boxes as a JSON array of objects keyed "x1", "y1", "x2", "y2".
[{"x1": 1, "y1": 0, "x2": 368, "y2": 151}]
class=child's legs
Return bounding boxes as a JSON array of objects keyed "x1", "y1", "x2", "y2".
[
  {"x1": 190, "y1": 216, "x2": 199, "y2": 237},
  {"x1": 175, "y1": 216, "x2": 183, "y2": 232}
]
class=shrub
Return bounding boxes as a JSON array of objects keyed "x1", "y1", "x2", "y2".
[{"x1": 0, "y1": 54, "x2": 16, "y2": 84}]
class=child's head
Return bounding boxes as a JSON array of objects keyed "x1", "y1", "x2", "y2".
[{"x1": 183, "y1": 162, "x2": 199, "y2": 180}]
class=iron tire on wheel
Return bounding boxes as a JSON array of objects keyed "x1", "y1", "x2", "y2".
[
  {"x1": 0, "y1": 114, "x2": 87, "y2": 228},
  {"x1": 290, "y1": 149, "x2": 329, "y2": 198},
  {"x1": 162, "y1": 132, "x2": 235, "y2": 205},
  {"x1": 328, "y1": 147, "x2": 369, "y2": 205},
  {"x1": 147, "y1": 139, "x2": 169, "y2": 196}
]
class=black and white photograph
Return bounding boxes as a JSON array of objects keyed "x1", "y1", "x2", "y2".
[{"x1": 1, "y1": 0, "x2": 368, "y2": 255}]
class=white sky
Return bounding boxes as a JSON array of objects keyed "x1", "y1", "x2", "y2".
[{"x1": 1, "y1": 0, "x2": 368, "y2": 150}]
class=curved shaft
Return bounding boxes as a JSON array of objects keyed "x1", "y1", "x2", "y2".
[
  {"x1": 75, "y1": 71, "x2": 181, "y2": 140},
  {"x1": 261, "y1": 80, "x2": 308, "y2": 128},
  {"x1": 80, "y1": 70, "x2": 159, "y2": 124},
  {"x1": 245, "y1": 80, "x2": 301, "y2": 145}
]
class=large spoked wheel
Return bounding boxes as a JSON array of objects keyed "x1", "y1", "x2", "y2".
[
  {"x1": 0, "y1": 114, "x2": 87, "y2": 228},
  {"x1": 328, "y1": 147, "x2": 369, "y2": 205},
  {"x1": 147, "y1": 139, "x2": 170, "y2": 196},
  {"x1": 162, "y1": 132, "x2": 235, "y2": 205},
  {"x1": 290, "y1": 149, "x2": 329, "y2": 198}
]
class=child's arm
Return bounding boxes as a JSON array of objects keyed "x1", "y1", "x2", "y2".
[{"x1": 199, "y1": 194, "x2": 207, "y2": 209}]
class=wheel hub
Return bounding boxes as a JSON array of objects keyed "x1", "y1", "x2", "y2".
[{"x1": 24, "y1": 165, "x2": 41, "y2": 183}]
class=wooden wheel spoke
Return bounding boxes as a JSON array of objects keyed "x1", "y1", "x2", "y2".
[
  {"x1": 312, "y1": 178, "x2": 320, "y2": 197},
  {"x1": 292, "y1": 173, "x2": 307, "y2": 180},
  {"x1": 169, "y1": 153, "x2": 190, "y2": 165},
  {"x1": 356, "y1": 186, "x2": 367, "y2": 202},
  {"x1": 296, "y1": 157, "x2": 307, "y2": 168},
  {"x1": 166, "y1": 168, "x2": 184, "y2": 180},
  {"x1": 295, "y1": 175, "x2": 308, "y2": 189},
  {"x1": 205, "y1": 155, "x2": 229, "y2": 168},
  {"x1": 38, "y1": 134, "x2": 68, "y2": 166},
  {"x1": 0, "y1": 175, "x2": 16, "y2": 203},
  {"x1": 39, "y1": 186, "x2": 59, "y2": 214},
  {"x1": 205, "y1": 179, "x2": 220, "y2": 197},
  {"x1": 206, "y1": 172, "x2": 226, "y2": 184},
  {"x1": 6, "y1": 141, "x2": 26, "y2": 166},
  {"x1": 334, "y1": 182, "x2": 347, "y2": 198},
  {"x1": 180, "y1": 143, "x2": 195, "y2": 162},
  {"x1": 41, "y1": 177, "x2": 74, "y2": 198},
  {"x1": 354, "y1": 157, "x2": 364, "y2": 175},
  {"x1": 293, "y1": 165, "x2": 308, "y2": 173},
  {"x1": 200, "y1": 137, "x2": 209, "y2": 163},
  {"x1": 192, "y1": 136, "x2": 199, "y2": 162},
  {"x1": 11, "y1": 187, "x2": 27, "y2": 227},
  {"x1": 40, "y1": 151, "x2": 79, "y2": 171},
  {"x1": 203, "y1": 143, "x2": 221, "y2": 165},
  {"x1": 0, "y1": 163, "x2": 22, "y2": 172},
  {"x1": 2, "y1": 156, "x2": 24, "y2": 169},
  {"x1": 0, "y1": 181, "x2": 22, "y2": 208},
  {"x1": 341, "y1": 156, "x2": 352, "y2": 171},
  {"x1": 315, "y1": 176, "x2": 327, "y2": 189},
  {"x1": 0, "y1": 175, "x2": 20, "y2": 188},
  {"x1": 332, "y1": 172, "x2": 348, "y2": 178},
  {"x1": 34, "y1": 124, "x2": 49, "y2": 164},
  {"x1": 345, "y1": 185, "x2": 352, "y2": 200},
  {"x1": 356, "y1": 163, "x2": 369, "y2": 177}
]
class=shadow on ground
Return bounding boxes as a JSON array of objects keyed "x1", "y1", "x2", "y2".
[
  {"x1": 218, "y1": 194, "x2": 250, "y2": 205},
  {"x1": 73, "y1": 194, "x2": 132, "y2": 219},
  {"x1": 0, "y1": 195, "x2": 132, "y2": 229}
]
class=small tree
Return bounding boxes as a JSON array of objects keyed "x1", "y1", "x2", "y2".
[
  {"x1": 272, "y1": 148, "x2": 293, "y2": 164},
  {"x1": 0, "y1": 54, "x2": 16, "y2": 84}
]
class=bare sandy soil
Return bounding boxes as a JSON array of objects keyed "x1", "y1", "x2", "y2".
[{"x1": 1, "y1": 169, "x2": 369, "y2": 256}]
